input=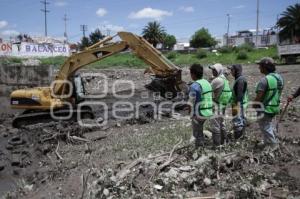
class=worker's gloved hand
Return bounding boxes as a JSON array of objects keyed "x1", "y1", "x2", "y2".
[{"x1": 287, "y1": 95, "x2": 294, "y2": 103}]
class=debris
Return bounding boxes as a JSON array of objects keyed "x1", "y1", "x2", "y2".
[
  {"x1": 21, "y1": 59, "x2": 41, "y2": 66},
  {"x1": 116, "y1": 158, "x2": 143, "y2": 180},
  {"x1": 81, "y1": 170, "x2": 91, "y2": 199},
  {"x1": 103, "y1": 188, "x2": 110, "y2": 196},
  {"x1": 203, "y1": 177, "x2": 212, "y2": 186},
  {"x1": 24, "y1": 184, "x2": 34, "y2": 192},
  {"x1": 153, "y1": 184, "x2": 163, "y2": 190},
  {"x1": 55, "y1": 141, "x2": 63, "y2": 161}
]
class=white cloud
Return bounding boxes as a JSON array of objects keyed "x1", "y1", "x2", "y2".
[
  {"x1": 104, "y1": 24, "x2": 125, "y2": 32},
  {"x1": 96, "y1": 21, "x2": 125, "y2": 33},
  {"x1": 54, "y1": 0, "x2": 68, "y2": 7},
  {"x1": 1, "y1": 30, "x2": 19, "y2": 36},
  {"x1": 96, "y1": 8, "x2": 107, "y2": 17},
  {"x1": 179, "y1": 6, "x2": 194, "y2": 13},
  {"x1": 0, "y1": 20, "x2": 8, "y2": 29},
  {"x1": 129, "y1": 7, "x2": 172, "y2": 20},
  {"x1": 233, "y1": 5, "x2": 245, "y2": 9}
]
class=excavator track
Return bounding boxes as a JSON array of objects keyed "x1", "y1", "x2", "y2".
[{"x1": 12, "y1": 108, "x2": 94, "y2": 128}]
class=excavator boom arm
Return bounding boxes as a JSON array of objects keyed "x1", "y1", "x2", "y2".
[
  {"x1": 53, "y1": 32, "x2": 182, "y2": 96},
  {"x1": 54, "y1": 40, "x2": 128, "y2": 95},
  {"x1": 118, "y1": 32, "x2": 180, "y2": 77}
]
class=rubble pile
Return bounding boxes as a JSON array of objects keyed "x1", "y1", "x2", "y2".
[
  {"x1": 0, "y1": 120, "x2": 95, "y2": 171},
  {"x1": 86, "y1": 137, "x2": 299, "y2": 199}
]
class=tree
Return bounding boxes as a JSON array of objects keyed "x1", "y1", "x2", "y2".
[
  {"x1": 277, "y1": 3, "x2": 300, "y2": 43},
  {"x1": 142, "y1": 21, "x2": 166, "y2": 48},
  {"x1": 17, "y1": 34, "x2": 23, "y2": 41},
  {"x1": 16, "y1": 34, "x2": 33, "y2": 42},
  {"x1": 89, "y1": 28, "x2": 105, "y2": 45},
  {"x1": 79, "y1": 37, "x2": 90, "y2": 50},
  {"x1": 190, "y1": 28, "x2": 217, "y2": 48},
  {"x1": 162, "y1": 34, "x2": 177, "y2": 50}
]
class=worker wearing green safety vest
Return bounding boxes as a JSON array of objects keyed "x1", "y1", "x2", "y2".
[
  {"x1": 208, "y1": 63, "x2": 231, "y2": 146},
  {"x1": 188, "y1": 64, "x2": 215, "y2": 149},
  {"x1": 195, "y1": 79, "x2": 213, "y2": 117},
  {"x1": 261, "y1": 74, "x2": 282, "y2": 114},
  {"x1": 254, "y1": 57, "x2": 284, "y2": 147},
  {"x1": 228, "y1": 64, "x2": 248, "y2": 140},
  {"x1": 217, "y1": 75, "x2": 233, "y2": 106}
]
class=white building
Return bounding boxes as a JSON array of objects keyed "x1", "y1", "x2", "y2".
[
  {"x1": 174, "y1": 42, "x2": 190, "y2": 50},
  {"x1": 224, "y1": 29, "x2": 277, "y2": 47}
]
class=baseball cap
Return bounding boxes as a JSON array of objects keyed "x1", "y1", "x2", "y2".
[
  {"x1": 209, "y1": 63, "x2": 223, "y2": 70},
  {"x1": 255, "y1": 57, "x2": 275, "y2": 65}
]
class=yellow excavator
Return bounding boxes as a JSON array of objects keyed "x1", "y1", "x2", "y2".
[{"x1": 10, "y1": 32, "x2": 187, "y2": 127}]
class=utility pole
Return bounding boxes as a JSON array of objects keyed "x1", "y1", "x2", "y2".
[
  {"x1": 40, "y1": 0, "x2": 50, "y2": 37},
  {"x1": 106, "y1": 29, "x2": 111, "y2": 36},
  {"x1": 256, "y1": 0, "x2": 260, "y2": 47},
  {"x1": 63, "y1": 14, "x2": 69, "y2": 41},
  {"x1": 80, "y1": 25, "x2": 88, "y2": 37},
  {"x1": 226, "y1": 14, "x2": 230, "y2": 46},
  {"x1": 276, "y1": 14, "x2": 280, "y2": 45}
]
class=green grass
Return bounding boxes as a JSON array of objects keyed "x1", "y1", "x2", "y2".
[
  {"x1": 112, "y1": 122, "x2": 192, "y2": 154},
  {"x1": 169, "y1": 47, "x2": 278, "y2": 66},
  {"x1": 39, "y1": 56, "x2": 67, "y2": 66},
  {"x1": 0, "y1": 47, "x2": 278, "y2": 69},
  {"x1": 0, "y1": 57, "x2": 23, "y2": 65},
  {"x1": 87, "y1": 53, "x2": 147, "y2": 69}
]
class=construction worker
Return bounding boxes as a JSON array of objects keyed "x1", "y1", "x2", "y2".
[
  {"x1": 208, "y1": 63, "x2": 232, "y2": 145},
  {"x1": 254, "y1": 57, "x2": 284, "y2": 146},
  {"x1": 288, "y1": 87, "x2": 300, "y2": 102},
  {"x1": 188, "y1": 64, "x2": 214, "y2": 148},
  {"x1": 228, "y1": 64, "x2": 248, "y2": 139}
]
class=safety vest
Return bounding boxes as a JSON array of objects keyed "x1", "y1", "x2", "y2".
[
  {"x1": 196, "y1": 79, "x2": 213, "y2": 117},
  {"x1": 232, "y1": 76, "x2": 249, "y2": 109},
  {"x1": 261, "y1": 73, "x2": 282, "y2": 115},
  {"x1": 217, "y1": 75, "x2": 232, "y2": 106}
]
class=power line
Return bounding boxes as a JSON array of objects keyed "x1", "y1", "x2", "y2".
[
  {"x1": 40, "y1": 0, "x2": 50, "y2": 37},
  {"x1": 80, "y1": 25, "x2": 88, "y2": 37}
]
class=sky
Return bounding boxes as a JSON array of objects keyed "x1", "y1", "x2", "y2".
[{"x1": 0, "y1": 0, "x2": 299, "y2": 43}]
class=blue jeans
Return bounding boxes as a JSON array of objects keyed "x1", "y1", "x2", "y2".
[{"x1": 258, "y1": 114, "x2": 277, "y2": 144}]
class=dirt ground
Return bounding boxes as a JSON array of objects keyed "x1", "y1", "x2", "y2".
[{"x1": 0, "y1": 64, "x2": 299, "y2": 199}]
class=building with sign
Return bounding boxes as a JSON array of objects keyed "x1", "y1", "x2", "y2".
[{"x1": 224, "y1": 29, "x2": 278, "y2": 47}]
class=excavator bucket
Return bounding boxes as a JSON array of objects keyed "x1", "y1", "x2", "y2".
[{"x1": 118, "y1": 32, "x2": 187, "y2": 99}]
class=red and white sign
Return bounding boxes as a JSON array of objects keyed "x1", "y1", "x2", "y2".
[
  {"x1": 0, "y1": 42, "x2": 70, "y2": 57},
  {"x1": 0, "y1": 43, "x2": 12, "y2": 55}
]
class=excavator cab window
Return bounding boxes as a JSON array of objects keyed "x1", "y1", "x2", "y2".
[{"x1": 73, "y1": 74, "x2": 85, "y2": 103}]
